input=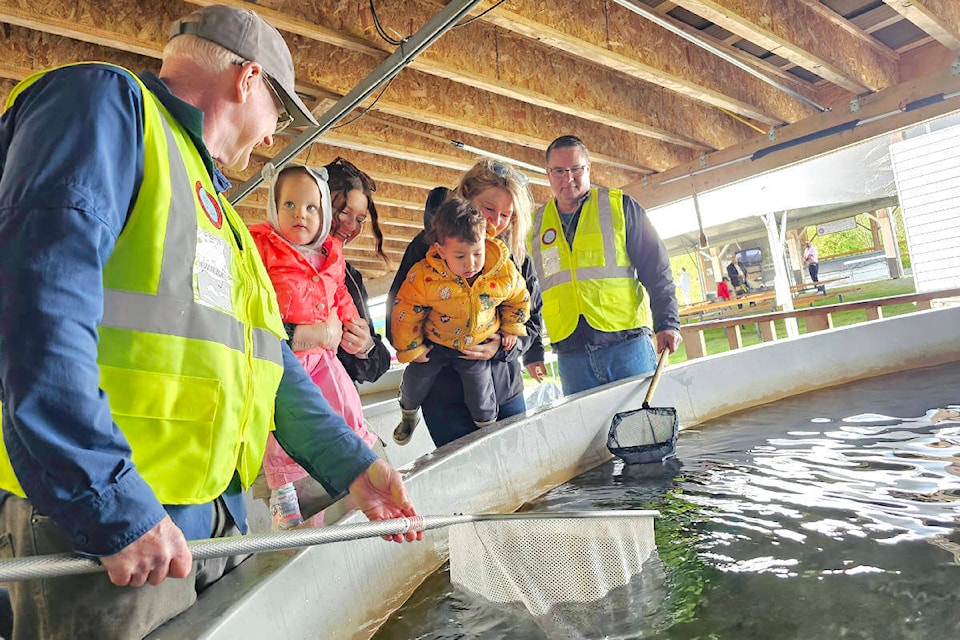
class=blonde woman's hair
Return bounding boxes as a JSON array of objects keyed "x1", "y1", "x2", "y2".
[
  {"x1": 162, "y1": 34, "x2": 244, "y2": 71},
  {"x1": 454, "y1": 159, "x2": 533, "y2": 263}
]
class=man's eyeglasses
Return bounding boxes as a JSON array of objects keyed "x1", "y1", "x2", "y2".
[
  {"x1": 548, "y1": 165, "x2": 587, "y2": 178},
  {"x1": 330, "y1": 156, "x2": 377, "y2": 193},
  {"x1": 263, "y1": 75, "x2": 294, "y2": 135},
  {"x1": 491, "y1": 161, "x2": 529, "y2": 186}
]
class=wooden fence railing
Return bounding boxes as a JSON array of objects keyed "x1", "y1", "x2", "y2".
[{"x1": 679, "y1": 286, "x2": 960, "y2": 359}]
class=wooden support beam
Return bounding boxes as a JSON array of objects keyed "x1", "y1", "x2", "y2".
[
  {"x1": 881, "y1": 0, "x2": 960, "y2": 51},
  {"x1": 853, "y1": 5, "x2": 907, "y2": 35},
  {"x1": 680, "y1": 325, "x2": 707, "y2": 359},
  {"x1": 673, "y1": 0, "x2": 900, "y2": 92},
  {"x1": 758, "y1": 320, "x2": 777, "y2": 342},
  {"x1": 475, "y1": 0, "x2": 818, "y2": 125},
  {"x1": 370, "y1": 0, "x2": 749, "y2": 151},
  {"x1": 0, "y1": 24, "x2": 159, "y2": 82},
  {"x1": 0, "y1": 0, "x2": 166, "y2": 59},
  {"x1": 725, "y1": 324, "x2": 743, "y2": 350},
  {"x1": 803, "y1": 313, "x2": 833, "y2": 332}
]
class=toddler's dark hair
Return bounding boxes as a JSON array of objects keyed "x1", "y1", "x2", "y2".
[{"x1": 427, "y1": 197, "x2": 486, "y2": 245}]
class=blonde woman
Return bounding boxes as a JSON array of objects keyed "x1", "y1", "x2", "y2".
[{"x1": 387, "y1": 159, "x2": 545, "y2": 447}]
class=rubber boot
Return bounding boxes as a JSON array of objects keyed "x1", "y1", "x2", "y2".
[{"x1": 393, "y1": 408, "x2": 421, "y2": 445}]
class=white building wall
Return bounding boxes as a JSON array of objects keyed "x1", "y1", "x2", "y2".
[{"x1": 889, "y1": 124, "x2": 960, "y2": 292}]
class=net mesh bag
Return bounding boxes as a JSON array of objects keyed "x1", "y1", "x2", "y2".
[
  {"x1": 448, "y1": 514, "x2": 657, "y2": 617},
  {"x1": 607, "y1": 406, "x2": 678, "y2": 465}
]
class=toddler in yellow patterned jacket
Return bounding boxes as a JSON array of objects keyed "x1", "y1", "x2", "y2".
[{"x1": 390, "y1": 197, "x2": 530, "y2": 444}]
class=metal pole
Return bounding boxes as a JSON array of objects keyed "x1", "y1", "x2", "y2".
[{"x1": 230, "y1": 0, "x2": 486, "y2": 204}]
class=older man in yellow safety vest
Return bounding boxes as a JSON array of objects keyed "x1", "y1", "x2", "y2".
[
  {"x1": 529, "y1": 135, "x2": 682, "y2": 396},
  {"x1": 0, "y1": 6, "x2": 419, "y2": 639}
]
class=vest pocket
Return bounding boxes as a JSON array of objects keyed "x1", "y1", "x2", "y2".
[
  {"x1": 542, "y1": 297, "x2": 562, "y2": 318},
  {"x1": 574, "y1": 233, "x2": 605, "y2": 267},
  {"x1": 100, "y1": 365, "x2": 220, "y2": 422},
  {"x1": 99, "y1": 365, "x2": 221, "y2": 501}
]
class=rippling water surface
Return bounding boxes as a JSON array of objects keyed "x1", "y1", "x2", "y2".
[{"x1": 375, "y1": 362, "x2": 960, "y2": 639}]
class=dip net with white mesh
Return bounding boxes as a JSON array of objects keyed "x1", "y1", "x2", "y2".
[{"x1": 448, "y1": 511, "x2": 659, "y2": 618}]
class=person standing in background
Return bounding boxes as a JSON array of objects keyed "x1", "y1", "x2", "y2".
[
  {"x1": 717, "y1": 276, "x2": 732, "y2": 301},
  {"x1": 678, "y1": 267, "x2": 691, "y2": 305},
  {"x1": 529, "y1": 135, "x2": 681, "y2": 396},
  {"x1": 804, "y1": 240, "x2": 826, "y2": 294}
]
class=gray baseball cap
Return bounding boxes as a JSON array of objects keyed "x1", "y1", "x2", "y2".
[{"x1": 170, "y1": 5, "x2": 318, "y2": 128}]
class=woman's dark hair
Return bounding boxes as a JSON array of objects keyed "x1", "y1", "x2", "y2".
[
  {"x1": 323, "y1": 157, "x2": 387, "y2": 263},
  {"x1": 427, "y1": 197, "x2": 486, "y2": 246}
]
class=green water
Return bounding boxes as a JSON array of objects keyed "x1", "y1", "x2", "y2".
[{"x1": 375, "y1": 362, "x2": 960, "y2": 639}]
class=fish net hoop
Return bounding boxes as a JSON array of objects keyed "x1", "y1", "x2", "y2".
[
  {"x1": 607, "y1": 406, "x2": 678, "y2": 465},
  {"x1": 448, "y1": 514, "x2": 657, "y2": 617}
]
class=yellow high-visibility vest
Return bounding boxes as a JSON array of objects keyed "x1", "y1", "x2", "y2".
[
  {"x1": 0, "y1": 64, "x2": 287, "y2": 504},
  {"x1": 528, "y1": 187, "x2": 648, "y2": 342}
]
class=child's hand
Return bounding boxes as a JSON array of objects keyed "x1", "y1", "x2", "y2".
[
  {"x1": 500, "y1": 332, "x2": 517, "y2": 351},
  {"x1": 412, "y1": 346, "x2": 432, "y2": 363},
  {"x1": 291, "y1": 323, "x2": 327, "y2": 352},
  {"x1": 323, "y1": 314, "x2": 343, "y2": 350}
]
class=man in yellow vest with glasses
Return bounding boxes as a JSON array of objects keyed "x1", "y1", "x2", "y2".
[
  {"x1": 0, "y1": 5, "x2": 419, "y2": 638},
  {"x1": 530, "y1": 136, "x2": 682, "y2": 396}
]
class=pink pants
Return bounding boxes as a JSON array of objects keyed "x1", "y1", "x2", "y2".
[{"x1": 263, "y1": 348, "x2": 377, "y2": 489}]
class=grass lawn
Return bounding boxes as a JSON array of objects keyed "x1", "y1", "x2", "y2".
[{"x1": 669, "y1": 277, "x2": 917, "y2": 363}]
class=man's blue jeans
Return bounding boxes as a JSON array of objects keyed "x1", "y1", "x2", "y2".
[{"x1": 557, "y1": 335, "x2": 658, "y2": 396}]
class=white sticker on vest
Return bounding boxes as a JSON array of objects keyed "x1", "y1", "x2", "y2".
[
  {"x1": 195, "y1": 229, "x2": 234, "y2": 312},
  {"x1": 542, "y1": 246, "x2": 561, "y2": 277}
]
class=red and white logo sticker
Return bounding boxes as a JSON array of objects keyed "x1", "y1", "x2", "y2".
[
  {"x1": 541, "y1": 228, "x2": 558, "y2": 245},
  {"x1": 196, "y1": 181, "x2": 223, "y2": 229}
]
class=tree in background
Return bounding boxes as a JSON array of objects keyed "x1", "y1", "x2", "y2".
[
  {"x1": 669, "y1": 252, "x2": 704, "y2": 304},
  {"x1": 804, "y1": 209, "x2": 910, "y2": 269}
]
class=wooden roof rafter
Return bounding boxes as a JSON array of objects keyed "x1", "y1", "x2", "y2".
[
  {"x1": 671, "y1": 0, "x2": 900, "y2": 92},
  {"x1": 1, "y1": 0, "x2": 956, "y2": 284},
  {"x1": 880, "y1": 0, "x2": 960, "y2": 51}
]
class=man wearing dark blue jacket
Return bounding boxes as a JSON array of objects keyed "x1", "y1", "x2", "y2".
[
  {"x1": 531, "y1": 136, "x2": 681, "y2": 395},
  {"x1": 0, "y1": 5, "x2": 418, "y2": 638}
]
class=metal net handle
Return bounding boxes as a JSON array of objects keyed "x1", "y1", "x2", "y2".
[
  {"x1": 0, "y1": 510, "x2": 658, "y2": 581},
  {"x1": 0, "y1": 515, "x2": 441, "y2": 582}
]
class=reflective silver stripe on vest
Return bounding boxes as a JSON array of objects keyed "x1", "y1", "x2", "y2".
[
  {"x1": 530, "y1": 205, "x2": 548, "y2": 283},
  {"x1": 253, "y1": 327, "x2": 283, "y2": 364},
  {"x1": 103, "y1": 290, "x2": 245, "y2": 351},
  {"x1": 101, "y1": 110, "x2": 280, "y2": 365},
  {"x1": 540, "y1": 269, "x2": 573, "y2": 289},
  {"x1": 575, "y1": 188, "x2": 635, "y2": 281},
  {"x1": 576, "y1": 265, "x2": 635, "y2": 279}
]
